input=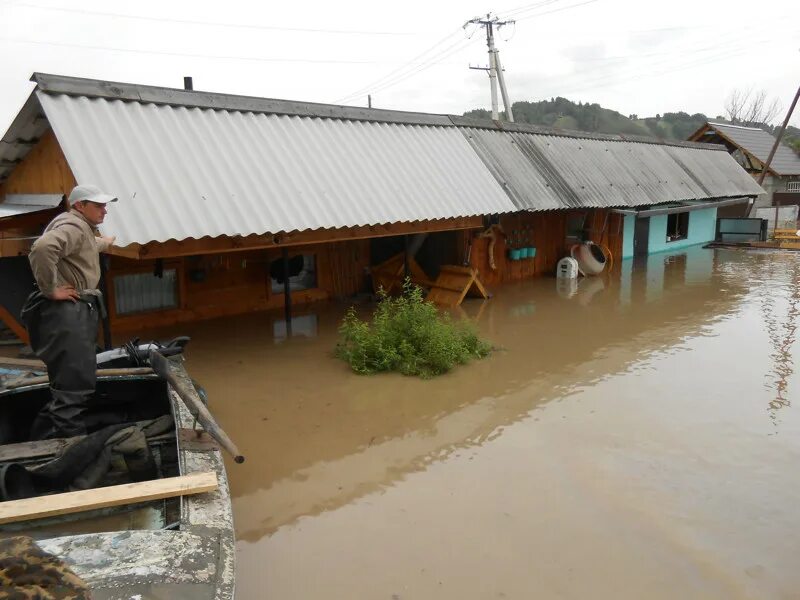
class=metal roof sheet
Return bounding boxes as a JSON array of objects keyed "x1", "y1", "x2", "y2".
[
  {"x1": 0, "y1": 91, "x2": 50, "y2": 183},
  {"x1": 0, "y1": 193, "x2": 63, "y2": 218},
  {"x1": 707, "y1": 122, "x2": 800, "y2": 176},
  {"x1": 458, "y1": 127, "x2": 764, "y2": 211},
  {"x1": 38, "y1": 92, "x2": 516, "y2": 247}
]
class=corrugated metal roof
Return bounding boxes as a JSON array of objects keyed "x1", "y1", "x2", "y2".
[
  {"x1": 0, "y1": 90, "x2": 49, "y2": 182},
  {"x1": 0, "y1": 193, "x2": 63, "y2": 218},
  {"x1": 706, "y1": 122, "x2": 800, "y2": 176},
  {"x1": 0, "y1": 74, "x2": 766, "y2": 248},
  {"x1": 38, "y1": 92, "x2": 516, "y2": 247},
  {"x1": 458, "y1": 127, "x2": 764, "y2": 211}
]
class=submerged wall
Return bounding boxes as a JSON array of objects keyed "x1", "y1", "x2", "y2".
[
  {"x1": 622, "y1": 215, "x2": 635, "y2": 260},
  {"x1": 647, "y1": 207, "x2": 718, "y2": 254},
  {"x1": 107, "y1": 239, "x2": 370, "y2": 331},
  {"x1": 467, "y1": 209, "x2": 625, "y2": 285}
]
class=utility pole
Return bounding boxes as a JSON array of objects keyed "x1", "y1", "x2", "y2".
[
  {"x1": 747, "y1": 83, "x2": 800, "y2": 217},
  {"x1": 465, "y1": 13, "x2": 514, "y2": 122}
]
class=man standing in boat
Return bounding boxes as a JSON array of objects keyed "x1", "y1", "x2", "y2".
[{"x1": 21, "y1": 184, "x2": 117, "y2": 440}]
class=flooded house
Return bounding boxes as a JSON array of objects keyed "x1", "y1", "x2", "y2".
[
  {"x1": 689, "y1": 121, "x2": 800, "y2": 211},
  {"x1": 0, "y1": 73, "x2": 762, "y2": 341}
]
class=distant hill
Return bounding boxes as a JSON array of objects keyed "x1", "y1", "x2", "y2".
[{"x1": 463, "y1": 97, "x2": 800, "y2": 153}]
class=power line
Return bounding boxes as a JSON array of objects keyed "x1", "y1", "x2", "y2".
[
  {"x1": 10, "y1": 2, "x2": 419, "y2": 36},
  {"x1": 507, "y1": 21, "x2": 793, "y2": 101},
  {"x1": 545, "y1": 35, "x2": 785, "y2": 99},
  {"x1": 514, "y1": 0, "x2": 600, "y2": 21},
  {"x1": 350, "y1": 37, "x2": 477, "y2": 102},
  {"x1": 335, "y1": 35, "x2": 477, "y2": 105},
  {"x1": 0, "y1": 36, "x2": 431, "y2": 65},
  {"x1": 332, "y1": 27, "x2": 466, "y2": 104},
  {"x1": 502, "y1": 0, "x2": 563, "y2": 18}
]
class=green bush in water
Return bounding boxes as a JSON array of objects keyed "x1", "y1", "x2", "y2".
[{"x1": 335, "y1": 280, "x2": 492, "y2": 378}]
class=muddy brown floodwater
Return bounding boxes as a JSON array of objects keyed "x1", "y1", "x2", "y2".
[{"x1": 132, "y1": 246, "x2": 800, "y2": 599}]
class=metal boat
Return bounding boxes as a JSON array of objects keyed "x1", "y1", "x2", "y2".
[{"x1": 0, "y1": 342, "x2": 235, "y2": 599}]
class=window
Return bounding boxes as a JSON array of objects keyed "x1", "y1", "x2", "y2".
[
  {"x1": 269, "y1": 255, "x2": 317, "y2": 293},
  {"x1": 666, "y1": 212, "x2": 689, "y2": 242},
  {"x1": 114, "y1": 269, "x2": 178, "y2": 315},
  {"x1": 566, "y1": 213, "x2": 587, "y2": 241}
]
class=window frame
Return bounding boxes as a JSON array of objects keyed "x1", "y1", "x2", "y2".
[
  {"x1": 666, "y1": 212, "x2": 690, "y2": 243},
  {"x1": 108, "y1": 260, "x2": 183, "y2": 318}
]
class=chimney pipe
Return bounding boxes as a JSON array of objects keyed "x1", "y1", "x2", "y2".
[{"x1": 183, "y1": 77, "x2": 193, "y2": 91}]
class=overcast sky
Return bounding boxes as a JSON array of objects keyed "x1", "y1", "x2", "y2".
[{"x1": 1, "y1": 0, "x2": 798, "y2": 135}]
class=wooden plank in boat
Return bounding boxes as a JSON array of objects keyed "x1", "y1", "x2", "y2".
[
  {"x1": 0, "y1": 356, "x2": 45, "y2": 369},
  {"x1": 6, "y1": 367, "x2": 155, "y2": 389},
  {"x1": 0, "y1": 437, "x2": 76, "y2": 462},
  {"x1": 0, "y1": 471, "x2": 217, "y2": 525},
  {"x1": 0, "y1": 431, "x2": 175, "y2": 463}
]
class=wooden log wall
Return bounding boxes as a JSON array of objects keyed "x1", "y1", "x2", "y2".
[
  {"x1": 0, "y1": 130, "x2": 75, "y2": 198},
  {"x1": 464, "y1": 209, "x2": 624, "y2": 289},
  {"x1": 0, "y1": 129, "x2": 74, "y2": 258},
  {"x1": 108, "y1": 239, "x2": 370, "y2": 331}
]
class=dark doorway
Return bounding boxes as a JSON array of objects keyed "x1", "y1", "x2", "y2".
[{"x1": 633, "y1": 217, "x2": 650, "y2": 257}]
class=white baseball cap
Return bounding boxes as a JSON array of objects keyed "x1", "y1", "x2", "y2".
[{"x1": 68, "y1": 184, "x2": 118, "y2": 206}]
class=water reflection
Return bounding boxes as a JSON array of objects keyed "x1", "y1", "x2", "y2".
[
  {"x1": 272, "y1": 313, "x2": 319, "y2": 343},
  {"x1": 156, "y1": 247, "x2": 742, "y2": 534},
  {"x1": 758, "y1": 256, "x2": 800, "y2": 417},
  {"x1": 122, "y1": 246, "x2": 800, "y2": 599}
]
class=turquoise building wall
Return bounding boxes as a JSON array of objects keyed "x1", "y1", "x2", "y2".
[
  {"x1": 647, "y1": 207, "x2": 718, "y2": 254},
  {"x1": 621, "y1": 214, "x2": 635, "y2": 260}
]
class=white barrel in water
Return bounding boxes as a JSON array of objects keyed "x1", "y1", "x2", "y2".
[{"x1": 556, "y1": 256, "x2": 579, "y2": 279}]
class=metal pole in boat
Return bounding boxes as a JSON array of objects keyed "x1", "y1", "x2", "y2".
[
  {"x1": 150, "y1": 351, "x2": 245, "y2": 463},
  {"x1": 282, "y1": 247, "x2": 292, "y2": 336}
]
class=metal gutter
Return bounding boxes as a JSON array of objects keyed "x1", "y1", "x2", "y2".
[{"x1": 624, "y1": 196, "x2": 753, "y2": 218}]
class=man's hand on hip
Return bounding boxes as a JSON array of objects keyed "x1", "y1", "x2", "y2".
[
  {"x1": 99, "y1": 235, "x2": 116, "y2": 247},
  {"x1": 49, "y1": 285, "x2": 80, "y2": 302}
]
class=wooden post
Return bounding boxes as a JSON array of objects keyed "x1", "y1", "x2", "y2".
[
  {"x1": 775, "y1": 205, "x2": 780, "y2": 238},
  {"x1": 0, "y1": 305, "x2": 28, "y2": 345},
  {"x1": 403, "y1": 235, "x2": 410, "y2": 281},
  {"x1": 282, "y1": 247, "x2": 292, "y2": 335},
  {"x1": 99, "y1": 255, "x2": 112, "y2": 350}
]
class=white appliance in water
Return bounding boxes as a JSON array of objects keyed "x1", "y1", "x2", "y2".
[{"x1": 556, "y1": 256, "x2": 579, "y2": 279}]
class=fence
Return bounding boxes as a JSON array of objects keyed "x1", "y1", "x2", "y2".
[{"x1": 715, "y1": 218, "x2": 767, "y2": 243}]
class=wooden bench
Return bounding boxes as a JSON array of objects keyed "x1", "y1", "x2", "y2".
[
  {"x1": 370, "y1": 253, "x2": 435, "y2": 295},
  {"x1": 773, "y1": 228, "x2": 800, "y2": 240},
  {"x1": 426, "y1": 266, "x2": 490, "y2": 308}
]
